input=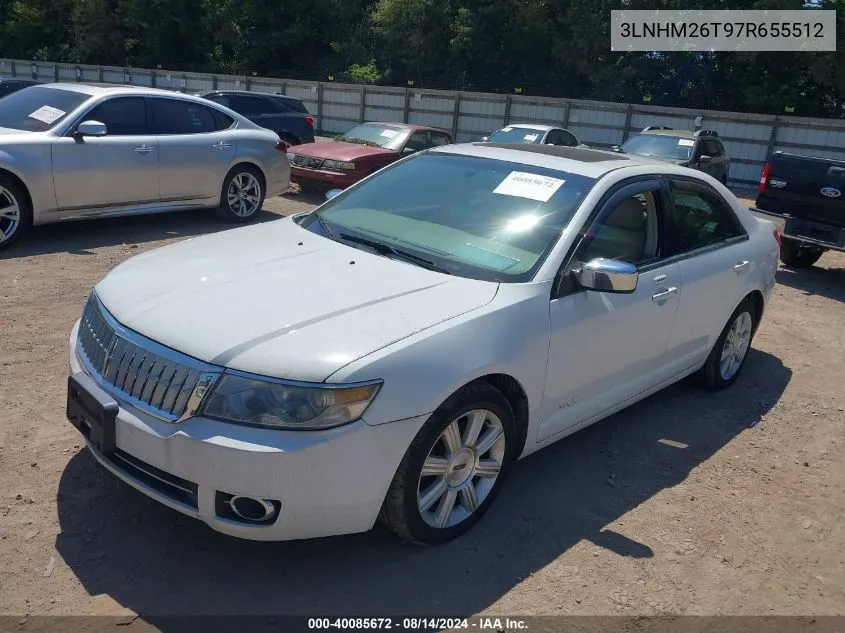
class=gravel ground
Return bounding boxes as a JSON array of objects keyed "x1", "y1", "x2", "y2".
[{"x1": 0, "y1": 190, "x2": 843, "y2": 622}]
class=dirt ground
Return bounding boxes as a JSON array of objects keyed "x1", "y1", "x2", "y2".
[{"x1": 0, "y1": 190, "x2": 843, "y2": 622}]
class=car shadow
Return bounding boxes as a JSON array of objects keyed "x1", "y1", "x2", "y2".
[
  {"x1": 286, "y1": 184, "x2": 331, "y2": 206},
  {"x1": 54, "y1": 349, "x2": 790, "y2": 621},
  {"x1": 0, "y1": 208, "x2": 283, "y2": 261},
  {"x1": 775, "y1": 263, "x2": 845, "y2": 303}
]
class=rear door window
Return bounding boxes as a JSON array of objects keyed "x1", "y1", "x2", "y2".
[
  {"x1": 429, "y1": 132, "x2": 451, "y2": 147},
  {"x1": 230, "y1": 95, "x2": 272, "y2": 116},
  {"x1": 273, "y1": 96, "x2": 308, "y2": 113},
  {"x1": 666, "y1": 179, "x2": 745, "y2": 255},
  {"x1": 150, "y1": 98, "x2": 217, "y2": 134}
]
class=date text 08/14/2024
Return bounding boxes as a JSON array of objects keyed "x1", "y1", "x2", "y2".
[{"x1": 307, "y1": 617, "x2": 529, "y2": 630}]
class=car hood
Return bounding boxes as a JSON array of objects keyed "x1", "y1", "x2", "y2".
[
  {"x1": 0, "y1": 127, "x2": 34, "y2": 136},
  {"x1": 290, "y1": 140, "x2": 395, "y2": 162},
  {"x1": 94, "y1": 218, "x2": 498, "y2": 382}
]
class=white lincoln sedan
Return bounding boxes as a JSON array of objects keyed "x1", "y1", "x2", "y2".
[{"x1": 66, "y1": 143, "x2": 779, "y2": 545}]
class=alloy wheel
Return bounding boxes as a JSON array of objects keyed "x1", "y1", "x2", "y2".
[
  {"x1": 417, "y1": 409, "x2": 506, "y2": 529},
  {"x1": 227, "y1": 172, "x2": 262, "y2": 217},
  {"x1": 720, "y1": 311, "x2": 752, "y2": 381},
  {"x1": 0, "y1": 186, "x2": 21, "y2": 245}
]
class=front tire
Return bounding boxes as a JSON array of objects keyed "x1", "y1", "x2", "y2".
[
  {"x1": 779, "y1": 237, "x2": 823, "y2": 268},
  {"x1": 699, "y1": 298, "x2": 757, "y2": 390},
  {"x1": 0, "y1": 175, "x2": 31, "y2": 249},
  {"x1": 380, "y1": 383, "x2": 516, "y2": 545},
  {"x1": 216, "y1": 165, "x2": 265, "y2": 222}
]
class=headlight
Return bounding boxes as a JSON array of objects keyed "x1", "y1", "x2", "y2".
[
  {"x1": 323, "y1": 159, "x2": 356, "y2": 170},
  {"x1": 200, "y1": 372, "x2": 381, "y2": 430}
]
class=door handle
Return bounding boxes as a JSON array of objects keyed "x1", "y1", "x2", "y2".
[
  {"x1": 652, "y1": 287, "x2": 678, "y2": 302},
  {"x1": 133, "y1": 145, "x2": 156, "y2": 153},
  {"x1": 212, "y1": 141, "x2": 231, "y2": 151},
  {"x1": 652, "y1": 274, "x2": 667, "y2": 284},
  {"x1": 733, "y1": 260, "x2": 750, "y2": 273}
]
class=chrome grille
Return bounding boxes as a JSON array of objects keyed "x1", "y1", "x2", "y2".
[
  {"x1": 76, "y1": 295, "x2": 221, "y2": 422},
  {"x1": 291, "y1": 155, "x2": 324, "y2": 169}
]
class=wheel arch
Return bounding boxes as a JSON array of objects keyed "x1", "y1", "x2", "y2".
[
  {"x1": 442, "y1": 373, "x2": 531, "y2": 459},
  {"x1": 227, "y1": 160, "x2": 267, "y2": 191},
  {"x1": 744, "y1": 289, "x2": 765, "y2": 334},
  {"x1": 0, "y1": 167, "x2": 34, "y2": 226}
]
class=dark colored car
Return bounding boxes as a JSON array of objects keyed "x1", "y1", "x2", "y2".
[
  {"x1": 752, "y1": 150, "x2": 845, "y2": 268},
  {"x1": 0, "y1": 78, "x2": 38, "y2": 99},
  {"x1": 613, "y1": 127, "x2": 731, "y2": 185},
  {"x1": 199, "y1": 90, "x2": 315, "y2": 146},
  {"x1": 286, "y1": 122, "x2": 452, "y2": 190}
]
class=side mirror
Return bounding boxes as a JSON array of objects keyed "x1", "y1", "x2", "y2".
[
  {"x1": 575, "y1": 258, "x2": 638, "y2": 294},
  {"x1": 75, "y1": 120, "x2": 107, "y2": 137},
  {"x1": 402, "y1": 146, "x2": 418, "y2": 155},
  {"x1": 610, "y1": 145, "x2": 621, "y2": 152},
  {"x1": 697, "y1": 154, "x2": 712, "y2": 163},
  {"x1": 480, "y1": 136, "x2": 488, "y2": 142},
  {"x1": 325, "y1": 189, "x2": 342, "y2": 201}
]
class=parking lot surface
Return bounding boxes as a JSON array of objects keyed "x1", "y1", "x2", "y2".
[{"x1": 0, "y1": 191, "x2": 843, "y2": 618}]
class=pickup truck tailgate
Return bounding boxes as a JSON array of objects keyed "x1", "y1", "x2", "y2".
[{"x1": 757, "y1": 152, "x2": 845, "y2": 228}]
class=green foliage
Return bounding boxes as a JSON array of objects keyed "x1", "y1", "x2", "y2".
[
  {"x1": 345, "y1": 62, "x2": 384, "y2": 84},
  {"x1": 0, "y1": 0, "x2": 842, "y2": 117}
]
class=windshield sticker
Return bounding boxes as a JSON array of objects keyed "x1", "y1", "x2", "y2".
[
  {"x1": 678, "y1": 139, "x2": 694, "y2": 147},
  {"x1": 28, "y1": 106, "x2": 66, "y2": 124},
  {"x1": 379, "y1": 129, "x2": 398, "y2": 138},
  {"x1": 523, "y1": 133, "x2": 539, "y2": 142},
  {"x1": 493, "y1": 171, "x2": 565, "y2": 203},
  {"x1": 501, "y1": 127, "x2": 513, "y2": 132}
]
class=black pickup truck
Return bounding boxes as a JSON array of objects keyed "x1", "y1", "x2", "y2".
[{"x1": 753, "y1": 151, "x2": 845, "y2": 268}]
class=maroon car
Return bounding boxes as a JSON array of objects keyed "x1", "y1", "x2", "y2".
[{"x1": 286, "y1": 122, "x2": 452, "y2": 190}]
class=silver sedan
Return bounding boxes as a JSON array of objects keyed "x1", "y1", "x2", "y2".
[{"x1": 0, "y1": 83, "x2": 290, "y2": 248}]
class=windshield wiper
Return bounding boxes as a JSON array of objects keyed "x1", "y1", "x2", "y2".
[
  {"x1": 311, "y1": 211, "x2": 335, "y2": 238},
  {"x1": 338, "y1": 233, "x2": 451, "y2": 274}
]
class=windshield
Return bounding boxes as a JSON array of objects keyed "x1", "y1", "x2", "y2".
[
  {"x1": 301, "y1": 153, "x2": 596, "y2": 282},
  {"x1": 619, "y1": 134, "x2": 692, "y2": 160},
  {"x1": 486, "y1": 126, "x2": 546, "y2": 144},
  {"x1": 340, "y1": 123, "x2": 408, "y2": 150},
  {"x1": 0, "y1": 86, "x2": 89, "y2": 132}
]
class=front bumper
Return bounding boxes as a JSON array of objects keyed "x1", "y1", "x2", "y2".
[
  {"x1": 290, "y1": 165, "x2": 361, "y2": 188},
  {"x1": 67, "y1": 321, "x2": 427, "y2": 541}
]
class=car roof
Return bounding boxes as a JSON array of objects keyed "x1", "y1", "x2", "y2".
[
  {"x1": 36, "y1": 82, "x2": 210, "y2": 100},
  {"x1": 358, "y1": 121, "x2": 450, "y2": 134},
  {"x1": 201, "y1": 89, "x2": 304, "y2": 102},
  {"x1": 639, "y1": 128, "x2": 699, "y2": 138},
  {"x1": 431, "y1": 142, "x2": 675, "y2": 178},
  {"x1": 497, "y1": 123, "x2": 556, "y2": 132}
]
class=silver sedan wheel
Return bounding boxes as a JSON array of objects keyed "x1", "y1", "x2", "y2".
[
  {"x1": 227, "y1": 172, "x2": 261, "y2": 217},
  {"x1": 720, "y1": 311, "x2": 752, "y2": 381},
  {"x1": 417, "y1": 409, "x2": 506, "y2": 529},
  {"x1": 0, "y1": 186, "x2": 21, "y2": 244}
]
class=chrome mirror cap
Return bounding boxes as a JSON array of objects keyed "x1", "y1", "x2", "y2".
[
  {"x1": 76, "y1": 120, "x2": 107, "y2": 137},
  {"x1": 576, "y1": 258, "x2": 638, "y2": 294}
]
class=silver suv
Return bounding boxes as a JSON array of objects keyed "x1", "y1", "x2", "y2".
[{"x1": 613, "y1": 127, "x2": 731, "y2": 185}]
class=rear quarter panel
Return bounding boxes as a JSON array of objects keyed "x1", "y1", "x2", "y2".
[{"x1": 231, "y1": 129, "x2": 290, "y2": 198}]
